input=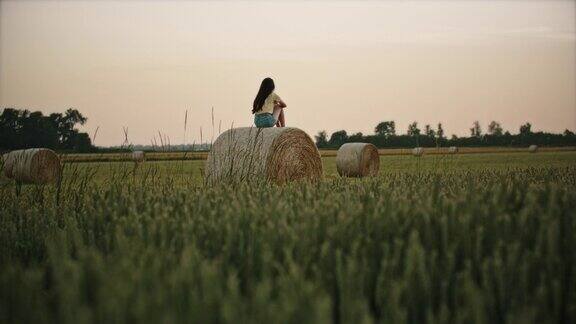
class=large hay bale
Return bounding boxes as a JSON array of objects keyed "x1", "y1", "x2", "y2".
[
  {"x1": 2, "y1": 148, "x2": 61, "y2": 184},
  {"x1": 336, "y1": 143, "x2": 379, "y2": 177},
  {"x1": 529, "y1": 145, "x2": 538, "y2": 153},
  {"x1": 448, "y1": 146, "x2": 458, "y2": 154},
  {"x1": 412, "y1": 147, "x2": 424, "y2": 157},
  {"x1": 132, "y1": 151, "x2": 145, "y2": 162},
  {"x1": 205, "y1": 127, "x2": 323, "y2": 184}
]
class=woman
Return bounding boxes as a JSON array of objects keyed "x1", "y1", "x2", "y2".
[{"x1": 252, "y1": 77, "x2": 287, "y2": 128}]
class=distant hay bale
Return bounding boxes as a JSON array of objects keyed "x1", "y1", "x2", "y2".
[
  {"x1": 205, "y1": 127, "x2": 323, "y2": 184},
  {"x1": 448, "y1": 146, "x2": 459, "y2": 154},
  {"x1": 529, "y1": 145, "x2": 538, "y2": 153},
  {"x1": 2, "y1": 148, "x2": 61, "y2": 184},
  {"x1": 336, "y1": 143, "x2": 379, "y2": 177},
  {"x1": 132, "y1": 151, "x2": 145, "y2": 162},
  {"x1": 412, "y1": 147, "x2": 424, "y2": 157}
]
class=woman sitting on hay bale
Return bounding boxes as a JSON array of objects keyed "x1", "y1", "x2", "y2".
[{"x1": 252, "y1": 77, "x2": 287, "y2": 128}]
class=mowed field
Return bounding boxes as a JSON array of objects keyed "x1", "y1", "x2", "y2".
[
  {"x1": 1, "y1": 151, "x2": 575, "y2": 323},
  {"x1": 62, "y1": 146, "x2": 576, "y2": 162}
]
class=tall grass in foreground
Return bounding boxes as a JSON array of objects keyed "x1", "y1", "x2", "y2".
[{"x1": 0, "y1": 163, "x2": 575, "y2": 323}]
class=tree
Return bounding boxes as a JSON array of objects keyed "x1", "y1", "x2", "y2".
[
  {"x1": 407, "y1": 122, "x2": 420, "y2": 136},
  {"x1": 0, "y1": 109, "x2": 22, "y2": 149},
  {"x1": 564, "y1": 129, "x2": 575, "y2": 136},
  {"x1": 375, "y1": 121, "x2": 396, "y2": 137},
  {"x1": 349, "y1": 132, "x2": 364, "y2": 142},
  {"x1": 0, "y1": 107, "x2": 93, "y2": 151},
  {"x1": 328, "y1": 130, "x2": 348, "y2": 147},
  {"x1": 520, "y1": 122, "x2": 532, "y2": 135},
  {"x1": 470, "y1": 121, "x2": 482, "y2": 137},
  {"x1": 424, "y1": 124, "x2": 435, "y2": 138},
  {"x1": 436, "y1": 123, "x2": 445, "y2": 139},
  {"x1": 57, "y1": 109, "x2": 88, "y2": 149},
  {"x1": 488, "y1": 121, "x2": 503, "y2": 136},
  {"x1": 69, "y1": 132, "x2": 92, "y2": 152},
  {"x1": 315, "y1": 131, "x2": 328, "y2": 147}
]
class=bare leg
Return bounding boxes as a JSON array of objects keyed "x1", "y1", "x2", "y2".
[
  {"x1": 273, "y1": 107, "x2": 286, "y2": 127},
  {"x1": 278, "y1": 109, "x2": 286, "y2": 127}
]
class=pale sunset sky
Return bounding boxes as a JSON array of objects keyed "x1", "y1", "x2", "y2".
[{"x1": 1, "y1": 0, "x2": 575, "y2": 146}]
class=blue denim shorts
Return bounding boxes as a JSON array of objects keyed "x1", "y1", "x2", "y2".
[{"x1": 254, "y1": 113, "x2": 276, "y2": 128}]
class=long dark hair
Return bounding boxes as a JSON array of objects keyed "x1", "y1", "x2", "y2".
[{"x1": 252, "y1": 78, "x2": 275, "y2": 114}]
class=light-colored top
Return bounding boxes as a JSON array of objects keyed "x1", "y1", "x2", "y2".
[{"x1": 255, "y1": 92, "x2": 282, "y2": 115}]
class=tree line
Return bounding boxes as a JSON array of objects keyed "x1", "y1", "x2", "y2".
[
  {"x1": 315, "y1": 121, "x2": 576, "y2": 149},
  {"x1": 2, "y1": 108, "x2": 575, "y2": 152},
  {"x1": 0, "y1": 108, "x2": 93, "y2": 152}
]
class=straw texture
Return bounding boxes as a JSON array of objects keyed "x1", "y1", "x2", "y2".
[
  {"x1": 336, "y1": 143, "x2": 379, "y2": 177},
  {"x1": 2, "y1": 148, "x2": 61, "y2": 184},
  {"x1": 205, "y1": 127, "x2": 323, "y2": 184}
]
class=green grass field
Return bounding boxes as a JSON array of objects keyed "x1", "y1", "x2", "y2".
[
  {"x1": 55, "y1": 151, "x2": 576, "y2": 183},
  {"x1": 1, "y1": 152, "x2": 575, "y2": 323}
]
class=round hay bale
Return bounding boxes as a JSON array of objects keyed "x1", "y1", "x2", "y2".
[
  {"x1": 2, "y1": 148, "x2": 61, "y2": 184},
  {"x1": 132, "y1": 151, "x2": 145, "y2": 162},
  {"x1": 205, "y1": 127, "x2": 323, "y2": 184},
  {"x1": 412, "y1": 147, "x2": 424, "y2": 157},
  {"x1": 336, "y1": 143, "x2": 379, "y2": 177},
  {"x1": 448, "y1": 146, "x2": 458, "y2": 154},
  {"x1": 529, "y1": 145, "x2": 538, "y2": 153}
]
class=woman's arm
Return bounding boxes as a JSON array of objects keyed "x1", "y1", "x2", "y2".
[{"x1": 275, "y1": 99, "x2": 287, "y2": 108}]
